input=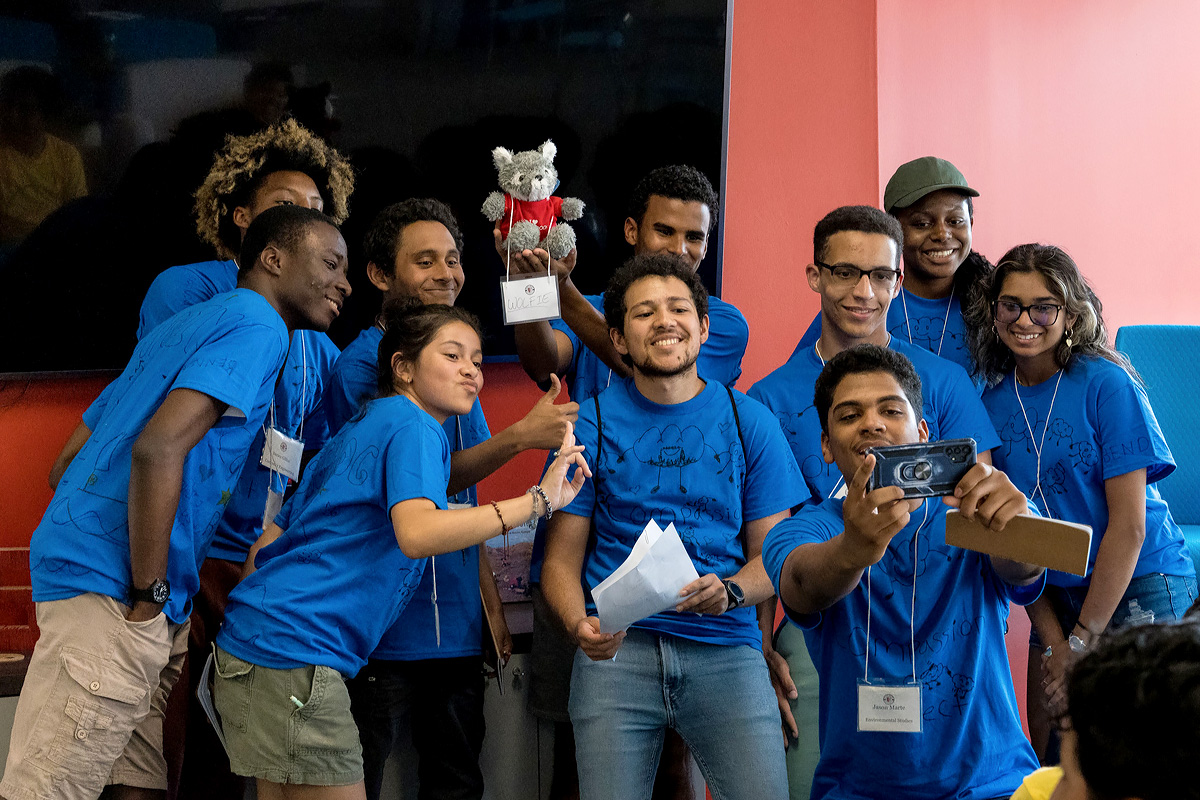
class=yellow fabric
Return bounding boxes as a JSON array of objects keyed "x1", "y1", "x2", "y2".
[
  {"x1": 0, "y1": 133, "x2": 87, "y2": 243},
  {"x1": 1009, "y1": 766, "x2": 1064, "y2": 800}
]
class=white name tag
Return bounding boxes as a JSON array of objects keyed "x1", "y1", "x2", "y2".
[
  {"x1": 857, "y1": 682, "x2": 922, "y2": 733},
  {"x1": 501, "y1": 275, "x2": 561, "y2": 325},
  {"x1": 260, "y1": 427, "x2": 304, "y2": 482}
]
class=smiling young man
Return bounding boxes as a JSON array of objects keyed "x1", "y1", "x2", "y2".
[
  {"x1": 753, "y1": 206, "x2": 998, "y2": 502},
  {"x1": 324, "y1": 198, "x2": 577, "y2": 800},
  {"x1": 792, "y1": 158, "x2": 989, "y2": 380},
  {"x1": 512, "y1": 163, "x2": 748, "y2": 401},
  {"x1": 508, "y1": 166, "x2": 751, "y2": 800},
  {"x1": 748, "y1": 205, "x2": 1000, "y2": 799},
  {"x1": 42, "y1": 120, "x2": 356, "y2": 800},
  {"x1": 1, "y1": 206, "x2": 350, "y2": 800},
  {"x1": 761, "y1": 345, "x2": 1044, "y2": 800},
  {"x1": 541, "y1": 252, "x2": 802, "y2": 800}
]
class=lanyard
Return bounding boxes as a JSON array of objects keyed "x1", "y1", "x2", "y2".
[
  {"x1": 864, "y1": 502, "x2": 929, "y2": 684},
  {"x1": 265, "y1": 333, "x2": 309, "y2": 442},
  {"x1": 1013, "y1": 369, "x2": 1064, "y2": 518},
  {"x1": 901, "y1": 288, "x2": 955, "y2": 357}
]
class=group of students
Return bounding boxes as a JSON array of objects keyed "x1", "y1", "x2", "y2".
[{"x1": 1, "y1": 116, "x2": 1196, "y2": 800}]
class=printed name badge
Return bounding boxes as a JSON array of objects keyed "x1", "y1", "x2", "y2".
[
  {"x1": 857, "y1": 681, "x2": 922, "y2": 733},
  {"x1": 501, "y1": 275, "x2": 561, "y2": 325},
  {"x1": 260, "y1": 427, "x2": 304, "y2": 482}
]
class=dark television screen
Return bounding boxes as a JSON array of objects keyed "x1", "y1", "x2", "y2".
[{"x1": 0, "y1": 0, "x2": 729, "y2": 373}]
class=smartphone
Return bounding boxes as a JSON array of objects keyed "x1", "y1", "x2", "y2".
[{"x1": 867, "y1": 438, "x2": 977, "y2": 498}]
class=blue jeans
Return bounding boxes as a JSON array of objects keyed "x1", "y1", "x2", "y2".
[
  {"x1": 1031, "y1": 572, "x2": 1199, "y2": 648},
  {"x1": 569, "y1": 628, "x2": 787, "y2": 800}
]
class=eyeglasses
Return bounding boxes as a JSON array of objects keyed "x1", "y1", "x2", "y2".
[
  {"x1": 993, "y1": 300, "x2": 1063, "y2": 326},
  {"x1": 815, "y1": 262, "x2": 901, "y2": 289}
]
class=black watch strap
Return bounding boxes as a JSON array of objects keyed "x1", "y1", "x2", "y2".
[
  {"x1": 131, "y1": 578, "x2": 170, "y2": 605},
  {"x1": 723, "y1": 578, "x2": 745, "y2": 610}
]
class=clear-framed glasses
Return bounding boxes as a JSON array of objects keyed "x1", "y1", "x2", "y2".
[
  {"x1": 815, "y1": 261, "x2": 901, "y2": 289},
  {"x1": 993, "y1": 300, "x2": 1063, "y2": 326}
]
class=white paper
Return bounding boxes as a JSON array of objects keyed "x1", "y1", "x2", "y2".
[
  {"x1": 501, "y1": 275, "x2": 561, "y2": 324},
  {"x1": 592, "y1": 520, "x2": 701, "y2": 634},
  {"x1": 196, "y1": 652, "x2": 229, "y2": 753}
]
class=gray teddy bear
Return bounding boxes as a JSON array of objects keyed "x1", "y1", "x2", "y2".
[{"x1": 482, "y1": 140, "x2": 584, "y2": 260}]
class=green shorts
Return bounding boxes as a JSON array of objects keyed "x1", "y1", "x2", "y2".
[{"x1": 212, "y1": 646, "x2": 363, "y2": 786}]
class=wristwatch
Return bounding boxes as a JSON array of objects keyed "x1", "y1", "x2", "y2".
[
  {"x1": 722, "y1": 579, "x2": 745, "y2": 610},
  {"x1": 1067, "y1": 633, "x2": 1088, "y2": 654},
  {"x1": 131, "y1": 578, "x2": 170, "y2": 605}
]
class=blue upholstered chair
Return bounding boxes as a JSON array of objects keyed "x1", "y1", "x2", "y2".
[{"x1": 1114, "y1": 325, "x2": 1200, "y2": 569}]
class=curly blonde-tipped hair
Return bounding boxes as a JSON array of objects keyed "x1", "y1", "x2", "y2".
[{"x1": 194, "y1": 118, "x2": 354, "y2": 259}]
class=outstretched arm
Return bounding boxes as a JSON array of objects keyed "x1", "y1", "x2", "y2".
[
  {"x1": 447, "y1": 375, "x2": 579, "y2": 494},
  {"x1": 780, "y1": 456, "x2": 921, "y2": 615},
  {"x1": 392, "y1": 428, "x2": 590, "y2": 559}
]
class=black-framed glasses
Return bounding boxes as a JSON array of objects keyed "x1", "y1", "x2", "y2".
[
  {"x1": 815, "y1": 261, "x2": 901, "y2": 289},
  {"x1": 993, "y1": 300, "x2": 1063, "y2": 326}
]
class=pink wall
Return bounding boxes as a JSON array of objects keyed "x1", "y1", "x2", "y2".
[
  {"x1": 876, "y1": 0, "x2": 1200, "y2": 332},
  {"x1": 723, "y1": 0, "x2": 880, "y2": 386}
]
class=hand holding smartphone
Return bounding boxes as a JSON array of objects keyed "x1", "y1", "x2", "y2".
[{"x1": 867, "y1": 438, "x2": 977, "y2": 499}]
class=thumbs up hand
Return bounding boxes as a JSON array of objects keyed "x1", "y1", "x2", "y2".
[{"x1": 515, "y1": 374, "x2": 580, "y2": 451}]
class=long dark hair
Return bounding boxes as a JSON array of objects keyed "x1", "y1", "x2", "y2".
[
  {"x1": 375, "y1": 297, "x2": 482, "y2": 396},
  {"x1": 965, "y1": 243, "x2": 1137, "y2": 386}
]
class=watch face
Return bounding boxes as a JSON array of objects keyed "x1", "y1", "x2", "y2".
[{"x1": 151, "y1": 580, "x2": 170, "y2": 604}]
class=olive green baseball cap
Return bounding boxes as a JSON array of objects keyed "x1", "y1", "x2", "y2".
[{"x1": 883, "y1": 156, "x2": 979, "y2": 213}]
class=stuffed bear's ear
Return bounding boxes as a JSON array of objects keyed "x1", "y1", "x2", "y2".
[
  {"x1": 539, "y1": 140, "x2": 557, "y2": 161},
  {"x1": 492, "y1": 147, "x2": 513, "y2": 168}
]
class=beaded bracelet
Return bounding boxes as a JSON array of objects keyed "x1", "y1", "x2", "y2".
[
  {"x1": 490, "y1": 500, "x2": 511, "y2": 535},
  {"x1": 492, "y1": 501, "x2": 511, "y2": 551},
  {"x1": 528, "y1": 484, "x2": 553, "y2": 521}
]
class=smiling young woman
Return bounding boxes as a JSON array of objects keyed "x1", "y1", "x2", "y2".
[
  {"x1": 882, "y1": 156, "x2": 992, "y2": 377},
  {"x1": 967, "y1": 243, "x2": 1197, "y2": 762}
]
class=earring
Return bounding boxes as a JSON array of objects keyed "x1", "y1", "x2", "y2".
[{"x1": 1065, "y1": 328, "x2": 1074, "y2": 349}]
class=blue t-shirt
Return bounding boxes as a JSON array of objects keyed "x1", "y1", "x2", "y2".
[
  {"x1": 558, "y1": 379, "x2": 804, "y2": 649},
  {"x1": 32, "y1": 289, "x2": 289, "y2": 623},
  {"x1": 762, "y1": 499, "x2": 1043, "y2": 800},
  {"x1": 216, "y1": 395, "x2": 451, "y2": 677},
  {"x1": 123, "y1": 258, "x2": 342, "y2": 561},
  {"x1": 138, "y1": 259, "x2": 239, "y2": 339},
  {"x1": 982, "y1": 355, "x2": 1194, "y2": 587},
  {"x1": 326, "y1": 325, "x2": 493, "y2": 660},
  {"x1": 751, "y1": 337, "x2": 1000, "y2": 502},
  {"x1": 552, "y1": 293, "x2": 749, "y2": 402},
  {"x1": 793, "y1": 297, "x2": 981, "y2": 390},
  {"x1": 887, "y1": 289, "x2": 973, "y2": 378}
]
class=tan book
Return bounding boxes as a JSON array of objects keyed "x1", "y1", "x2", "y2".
[{"x1": 945, "y1": 511, "x2": 1092, "y2": 576}]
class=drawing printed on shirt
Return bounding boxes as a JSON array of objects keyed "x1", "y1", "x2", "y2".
[{"x1": 612, "y1": 424, "x2": 707, "y2": 494}]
